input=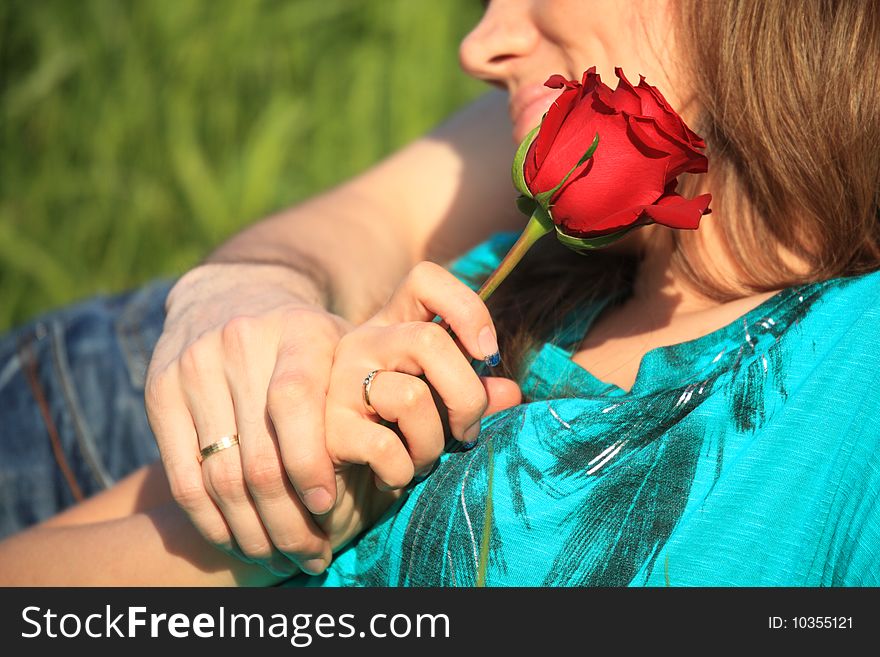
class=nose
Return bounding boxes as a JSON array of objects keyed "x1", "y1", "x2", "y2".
[{"x1": 459, "y1": 0, "x2": 539, "y2": 87}]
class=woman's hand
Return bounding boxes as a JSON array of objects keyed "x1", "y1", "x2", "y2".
[
  {"x1": 145, "y1": 262, "x2": 351, "y2": 577},
  {"x1": 323, "y1": 261, "x2": 523, "y2": 495}
]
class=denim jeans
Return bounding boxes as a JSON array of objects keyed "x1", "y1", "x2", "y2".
[{"x1": 0, "y1": 276, "x2": 178, "y2": 539}]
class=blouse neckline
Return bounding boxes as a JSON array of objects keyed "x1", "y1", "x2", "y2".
[{"x1": 521, "y1": 277, "x2": 830, "y2": 400}]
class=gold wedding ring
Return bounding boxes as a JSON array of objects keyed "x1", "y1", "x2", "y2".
[
  {"x1": 198, "y1": 434, "x2": 240, "y2": 464},
  {"x1": 362, "y1": 368, "x2": 386, "y2": 416}
]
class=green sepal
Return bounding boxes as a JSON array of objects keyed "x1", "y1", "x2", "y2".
[
  {"x1": 511, "y1": 124, "x2": 541, "y2": 197},
  {"x1": 554, "y1": 223, "x2": 634, "y2": 254},
  {"x1": 515, "y1": 195, "x2": 538, "y2": 216},
  {"x1": 534, "y1": 132, "x2": 599, "y2": 208}
]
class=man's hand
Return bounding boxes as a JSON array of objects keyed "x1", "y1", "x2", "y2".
[{"x1": 145, "y1": 261, "x2": 351, "y2": 576}]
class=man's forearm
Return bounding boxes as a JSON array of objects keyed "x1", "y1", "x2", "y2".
[
  {"x1": 202, "y1": 185, "x2": 414, "y2": 324},
  {"x1": 184, "y1": 92, "x2": 523, "y2": 323},
  {"x1": 193, "y1": 91, "x2": 520, "y2": 324}
]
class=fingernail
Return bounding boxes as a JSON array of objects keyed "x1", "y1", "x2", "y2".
[
  {"x1": 463, "y1": 421, "x2": 481, "y2": 444},
  {"x1": 413, "y1": 470, "x2": 431, "y2": 484},
  {"x1": 462, "y1": 440, "x2": 478, "y2": 451},
  {"x1": 478, "y1": 325, "x2": 500, "y2": 366},
  {"x1": 301, "y1": 558, "x2": 327, "y2": 575},
  {"x1": 302, "y1": 487, "x2": 333, "y2": 515}
]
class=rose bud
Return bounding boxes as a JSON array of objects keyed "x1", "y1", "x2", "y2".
[{"x1": 476, "y1": 66, "x2": 712, "y2": 302}]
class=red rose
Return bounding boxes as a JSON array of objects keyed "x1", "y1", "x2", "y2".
[
  {"x1": 471, "y1": 67, "x2": 713, "y2": 303},
  {"x1": 521, "y1": 67, "x2": 711, "y2": 238}
]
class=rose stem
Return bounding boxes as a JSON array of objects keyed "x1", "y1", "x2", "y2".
[
  {"x1": 435, "y1": 206, "x2": 553, "y2": 363},
  {"x1": 475, "y1": 206, "x2": 554, "y2": 302}
]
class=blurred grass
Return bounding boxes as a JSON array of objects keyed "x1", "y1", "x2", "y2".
[{"x1": 0, "y1": 0, "x2": 485, "y2": 330}]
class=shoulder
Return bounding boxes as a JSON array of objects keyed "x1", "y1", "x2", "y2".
[
  {"x1": 785, "y1": 268, "x2": 880, "y2": 367},
  {"x1": 784, "y1": 270, "x2": 880, "y2": 584},
  {"x1": 764, "y1": 269, "x2": 880, "y2": 419},
  {"x1": 803, "y1": 268, "x2": 880, "y2": 330}
]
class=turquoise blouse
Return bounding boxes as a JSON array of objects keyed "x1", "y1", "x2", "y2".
[{"x1": 288, "y1": 231, "x2": 880, "y2": 586}]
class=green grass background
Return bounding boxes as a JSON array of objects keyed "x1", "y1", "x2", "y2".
[{"x1": 0, "y1": 0, "x2": 486, "y2": 331}]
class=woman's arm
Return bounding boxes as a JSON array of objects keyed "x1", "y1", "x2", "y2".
[
  {"x1": 0, "y1": 455, "x2": 400, "y2": 586},
  {"x1": 0, "y1": 463, "x2": 284, "y2": 586}
]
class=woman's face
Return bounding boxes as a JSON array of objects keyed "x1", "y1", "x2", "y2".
[{"x1": 459, "y1": 0, "x2": 681, "y2": 143}]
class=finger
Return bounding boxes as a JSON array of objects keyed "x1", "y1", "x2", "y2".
[
  {"x1": 221, "y1": 319, "x2": 332, "y2": 573},
  {"x1": 371, "y1": 261, "x2": 500, "y2": 365},
  {"x1": 145, "y1": 364, "x2": 239, "y2": 555},
  {"x1": 377, "y1": 321, "x2": 489, "y2": 443},
  {"x1": 267, "y1": 326, "x2": 338, "y2": 516},
  {"x1": 329, "y1": 413, "x2": 415, "y2": 490},
  {"x1": 179, "y1": 338, "x2": 289, "y2": 573},
  {"x1": 365, "y1": 370, "x2": 445, "y2": 475}
]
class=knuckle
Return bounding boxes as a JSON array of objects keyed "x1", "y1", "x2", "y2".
[
  {"x1": 205, "y1": 466, "x2": 248, "y2": 502},
  {"x1": 398, "y1": 378, "x2": 430, "y2": 411},
  {"x1": 201, "y1": 525, "x2": 233, "y2": 550},
  {"x1": 178, "y1": 339, "x2": 215, "y2": 381},
  {"x1": 238, "y1": 541, "x2": 273, "y2": 563},
  {"x1": 372, "y1": 431, "x2": 402, "y2": 461},
  {"x1": 461, "y1": 385, "x2": 488, "y2": 417},
  {"x1": 454, "y1": 302, "x2": 479, "y2": 327},
  {"x1": 266, "y1": 369, "x2": 314, "y2": 408},
  {"x1": 221, "y1": 315, "x2": 257, "y2": 351},
  {"x1": 242, "y1": 458, "x2": 284, "y2": 495},
  {"x1": 279, "y1": 305, "x2": 309, "y2": 325},
  {"x1": 406, "y1": 261, "x2": 442, "y2": 291},
  {"x1": 409, "y1": 259, "x2": 435, "y2": 279},
  {"x1": 169, "y1": 480, "x2": 207, "y2": 512},
  {"x1": 412, "y1": 321, "x2": 448, "y2": 351},
  {"x1": 278, "y1": 309, "x2": 314, "y2": 341}
]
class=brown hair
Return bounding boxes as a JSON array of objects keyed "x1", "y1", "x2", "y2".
[{"x1": 478, "y1": 0, "x2": 880, "y2": 392}]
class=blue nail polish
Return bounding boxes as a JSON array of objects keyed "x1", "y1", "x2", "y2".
[
  {"x1": 413, "y1": 472, "x2": 431, "y2": 484},
  {"x1": 462, "y1": 439, "x2": 478, "y2": 451},
  {"x1": 483, "y1": 351, "x2": 501, "y2": 367}
]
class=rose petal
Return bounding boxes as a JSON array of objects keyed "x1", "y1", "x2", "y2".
[
  {"x1": 639, "y1": 79, "x2": 706, "y2": 148},
  {"x1": 591, "y1": 81, "x2": 619, "y2": 114},
  {"x1": 548, "y1": 129, "x2": 669, "y2": 230},
  {"x1": 642, "y1": 192, "x2": 712, "y2": 229},
  {"x1": 580, "y1": 66, "x2": 601, "y2": 92},
  {"x1": 609, "y1": 67, "x2": 643, "y2": 115},
  {"x1": 560, "y1": 204, "x2": 647, "y2": 237},
  {"x1": 556, "y1": 192, "x2": 711, "y2": 237},
  {"x1": 625, "y1": 114, "x2": 676, "y2": 158},
  {"x1": 529, "y1": 84, "x2": 581, "y2": 172},
  {"x1": 528, "y1": 110, "x2": 625, "y2": 194},
  {"x1": 627, "y1": 114, "x2": 709, "y2": 177},
  {"x1": 544, "y1": 74, "x2": 574, "y2": 89}
]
